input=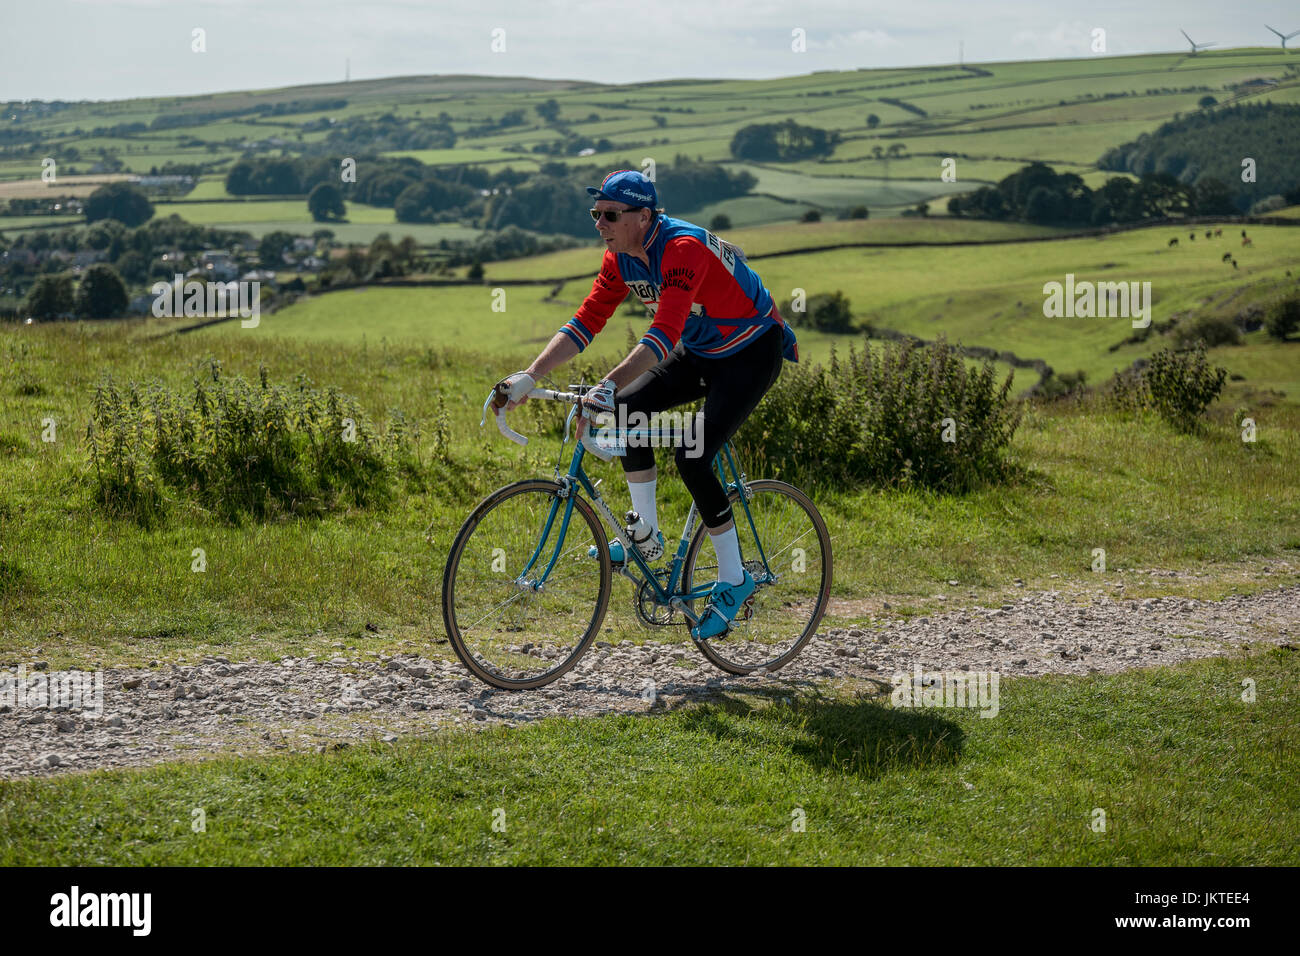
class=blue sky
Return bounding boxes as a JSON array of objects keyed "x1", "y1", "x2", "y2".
[{"x1": 3, "y1": 0, "x2": 1299, "y2": 101}]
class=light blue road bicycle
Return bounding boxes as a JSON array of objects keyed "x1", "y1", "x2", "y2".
[{"x1": 440, "y1": 383, "x2": 832, "y2": 690}]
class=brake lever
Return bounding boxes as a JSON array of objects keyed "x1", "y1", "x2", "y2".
[{"x1": 480, "y1": 387, "x2": 528, "y2": 446}]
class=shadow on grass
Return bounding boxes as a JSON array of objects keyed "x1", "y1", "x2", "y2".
[{"x1": 677, "y1": 688, "x2": 965, "y2": 780}]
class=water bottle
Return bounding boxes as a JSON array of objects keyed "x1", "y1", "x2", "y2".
[{"x1": 624, "y1": 510, "x2": 653, "y2": 546}]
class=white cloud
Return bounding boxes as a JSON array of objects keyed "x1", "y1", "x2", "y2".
[{"x1": 812, "y1": 29, "x2": 904, "y2": 51}]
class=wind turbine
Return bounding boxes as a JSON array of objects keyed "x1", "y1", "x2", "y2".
[
  {"x1": 1180, "y1": 29, "x2": 1216, "y2": 55},
  {"x1": 1265, "y1": 25, "x2": 1300, "y2": 50}
]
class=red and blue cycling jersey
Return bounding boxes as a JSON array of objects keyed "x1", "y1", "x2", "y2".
[{"x1": 559, "y1": 214, "x2": 798, "y2": 362}]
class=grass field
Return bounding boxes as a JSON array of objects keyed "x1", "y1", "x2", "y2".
[
  {"x1": 0, "y1": 215, "x2": 83, "y2": 233},
  {"x1": 2, "y1": 318, "x2": 1298, "y2": 669},
  {"x1": 179, "y1": 219, "x2": 485, "y2": 245},
  {"x1": 152, "y1": 199, "x2": 398, "y2": 226},
  {"x1": 1, "y1": 649, "x2": 1295, "y2": 865},
  {"x1": 478, "y1": 217, "x2": 1070, "y2": 280},
  {"x1": 254, "y1": 220, "x2": 1300, "y2": 400},
  {"x1": 6, "y1": 47, "x2": 1296, "y2": 242},
  {"x1": 3, "y1": 49, "x2": 1300, "y2": 866}
]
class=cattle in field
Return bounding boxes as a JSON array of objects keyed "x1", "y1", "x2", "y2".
[
  {"x1": 1242, "y1": 236, "x2": 1253, "y2": 247},
  {"x1": 1222, "y1": 251, "x2": 1233, "y2": 262},
  {"x1": 1168, "y1": 237, "x2": 1179, "y2": 247}
]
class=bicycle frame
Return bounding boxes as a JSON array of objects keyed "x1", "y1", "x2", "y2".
[{"x1": 513, "y1": 411, "x2": 771, "y2": 629}]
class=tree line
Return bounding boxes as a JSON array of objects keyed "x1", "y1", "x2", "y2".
[
  {"x1": 1098, "y1": 102, "x2": 1300, "y2": 213},
  {"x1": 947, "y1": 162, "x2": 1248, "y2": 225},
  {"x1": 225, "y1": 155, "x2": 756, "y2": 233}
]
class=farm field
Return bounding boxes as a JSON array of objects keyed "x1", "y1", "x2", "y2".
[
  {"x1": 4, "y1": 39, "x2": 1300, "y2": 873},
  {"x1": 152, "y1": 199, "x2": 398, "y2": 226},
  {"x1": 4, "y1": 47, "x2": 1299, "y2": 240},
  {"x1": 2, "y1": 649, "x2": 1296, "y2": 866},
  {"x1": 256, "y1": 220, "x2": 1300, "y2": 401},
  {"x1": 3, "y1": 318, "x2": 1298, "y2": 668}
]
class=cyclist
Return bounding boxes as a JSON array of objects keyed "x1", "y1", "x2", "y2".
[{"x1": 496, "y1": 169, "x2": 797, "y2": 639}]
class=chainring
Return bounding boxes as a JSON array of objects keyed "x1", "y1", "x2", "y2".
[{"x1": 634, "y1": 571, "x2": 681, "y2": 627}]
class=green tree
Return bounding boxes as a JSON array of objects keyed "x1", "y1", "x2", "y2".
[
  {"x1": 866, "y1": 114, "x2": 880, "y2": 129},
  {"x1": 22, "y1": 274, "x2": 75, "y2": 319},
  {"x1": 84, "y1": 182, "x2": 154, "y2": 227},
  {"x1": 259, "y1": 231, "x2": 296, "y2": 270},
  {"x1": 1266, "y1": 295, "x2": 1300, "y2": 340},
  {"x1": 1191, "y1": 177, "x2": 1236, "y2": 215},
  {"x1": 307, "y1": 183, "x2": 346, "y2": 222},
  {"x1": 1198, "y1": 95, "x2": 1218, "y2": 109},
  {"x1": 74, "y1": 264, "x2": 129, "y2": 318},
  {"x1": 709, "y1": 214, "x2": 732, "y2": 231},
  {"x1": 812, "y1": 290, "x2": 853, "y2": 332},
  {"x1": 535, "y1": 99, "x2": 561, "y2": 123},
  {"x1": 394, "y1": 180, "x2": 476, "y2": 223},
  {"x1": 1024, "y1": 185, "x2": 1065, "y2": 223}
]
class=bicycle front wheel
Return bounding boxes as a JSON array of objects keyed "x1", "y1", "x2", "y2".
[
  {"x1": 442, "y1": 479, "x2": 612, "y2": 690},
  {"x1": 683, "y1": 479, "x2": 832, "y2": 675}
]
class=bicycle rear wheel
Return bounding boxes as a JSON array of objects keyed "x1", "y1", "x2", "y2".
[
  {"x1": 442, "y1": 479, "x2": 612, "y2": 690},
  {"x1": 683, "y1": 479, "x2": 832, "y2": 675}
]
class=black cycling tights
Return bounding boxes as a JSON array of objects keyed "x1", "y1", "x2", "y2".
[{"x1": 614, "y1": 325, "x2": 784, "y2": 530}]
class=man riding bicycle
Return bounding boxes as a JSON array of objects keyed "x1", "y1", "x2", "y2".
[{"x1": 496, "y1": 169, "x2": 798, "y2": 640}]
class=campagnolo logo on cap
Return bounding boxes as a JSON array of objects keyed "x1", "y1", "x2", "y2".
[{"x1": 624, "y1": 191, "x2": 652, "y2": 201}]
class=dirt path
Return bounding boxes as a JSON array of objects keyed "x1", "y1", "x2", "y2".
[{"x1": 2, "y1": 581, "x2": 1296, "y2": 778}]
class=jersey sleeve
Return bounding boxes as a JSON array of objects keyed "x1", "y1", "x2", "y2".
[
  {"x1": 640, "y1": 237, "x2": 711, "y2": 361},
  {"x1": 561, "y1": 250, "x2": 628, "y2": 351}
]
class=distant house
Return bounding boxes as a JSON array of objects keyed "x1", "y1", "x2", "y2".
[
  {"x1": 241, "y1": 269, "x2": 277, "y2": 285},
  {"x1": 291, "y1": 237, "x2": 315, "y2": 254},
  {"x1": 130, "y1": 174, "x2": 195, "y2": 189},
  {"x1": 2, "y1": 249, "x2": 36, "y2": 267},
  {"x1": 72, "y1": 250, "x2": 107, "y2": 270},
  {"x1": 299, "y1": 255, "x2": 325, "y2": 271},
  {"x1": 200, "y1": 250, "x2": 238, "y2": 281}
]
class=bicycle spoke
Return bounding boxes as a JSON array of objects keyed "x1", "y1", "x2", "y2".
[
  {"x1": 443, "y1": 482, "x2": 610, "y2": 689},
  {"x1": 685, "y1": 481, "x2": 831, "y2": 674}
]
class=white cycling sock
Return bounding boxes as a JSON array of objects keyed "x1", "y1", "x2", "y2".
[
  {"x1": 710, "y1": 525, "x2": 744, "y2": 586},
  {"x1": 628, "y1": 477, "x2": 658, "y2": 534}
]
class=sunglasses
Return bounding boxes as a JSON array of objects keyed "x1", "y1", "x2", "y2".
[{"x1": 589, "y1": 207, "x2": 645, "y2": 222}]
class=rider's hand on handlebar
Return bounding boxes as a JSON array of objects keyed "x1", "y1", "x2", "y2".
[
  {"x1": 495, "y1": 371, "x2": 536, "y2": 411},
  {"x1": 581, "y1": 378, "x2": 616, "y2": 418}
]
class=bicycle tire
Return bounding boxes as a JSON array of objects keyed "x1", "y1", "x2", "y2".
[
  {"x1": 442, "y1": 479, "x2": 612, "y2": 690},
  {"x1": 682, "y1": 479, "x2": 832, "y2": 675}
]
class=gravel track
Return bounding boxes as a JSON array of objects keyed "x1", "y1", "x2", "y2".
[{"x1": 3, "y1": 579, "x2": 1296, "y2": 779}]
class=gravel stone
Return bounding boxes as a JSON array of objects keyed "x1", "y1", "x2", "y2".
[{"x1": 3, "y1": 580, "x2": 1296, "y2": 778}]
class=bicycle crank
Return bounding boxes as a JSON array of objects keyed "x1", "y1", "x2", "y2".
[{"x1": 634, "y1": 574, "x2": 681, "y2": 628}]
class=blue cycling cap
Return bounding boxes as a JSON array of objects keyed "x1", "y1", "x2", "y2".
[{"x1": 586, "y1": 169, "x2": 658, "y2": 208}]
